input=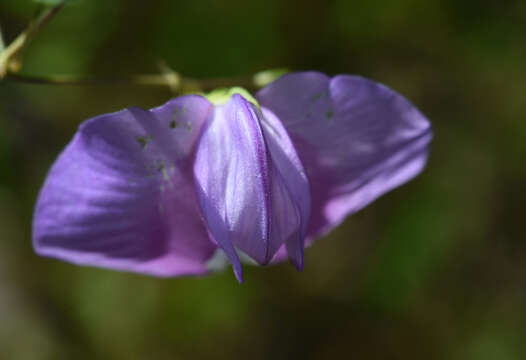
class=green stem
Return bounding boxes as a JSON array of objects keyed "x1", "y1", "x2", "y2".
[{"x1": 4, "y1": 72, "x2": 258, "y2": 93}]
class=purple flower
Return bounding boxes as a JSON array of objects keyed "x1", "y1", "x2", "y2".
[{"x1": 33, "y1": 71, "x2": 432, "y2": 282}]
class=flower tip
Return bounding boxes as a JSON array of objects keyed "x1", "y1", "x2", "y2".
[
  {"x1": 285, "y1": 236, "x2": 306, "y2": 272},
  {"x1": 232, "y1": 263, "x2": 244, "y2": 283},
  {"x1": 290, "y1": 256, "x2": 304, "y2": 272}
]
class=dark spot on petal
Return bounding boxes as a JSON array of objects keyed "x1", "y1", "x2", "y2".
[
  {"x1": 170, "y1": 120, "x2": 177, "y2": 129},
  {"x1": 154, "y1": 160, "x2": 168, "y2": 175},
  {"x1": 311, "y1": 92, "x2": 324, "y2": 102},
  {"x1": 145, "y1": 163, "x2": 153, "y2": 176},
  {"x1": 136, "y1": 135, "x2": 152, "y2": 149},
  {"x1": 326, "y1": 108, "x2": 334, "y2": 121}
]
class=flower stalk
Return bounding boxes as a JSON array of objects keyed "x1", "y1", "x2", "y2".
[{"x1": 3, "y1": 72, "x2": 260, "y2": 93}]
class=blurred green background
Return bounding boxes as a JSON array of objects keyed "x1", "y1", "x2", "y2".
[{"x1": 1, "y1": 0, "x2": 526, "y2": 359}]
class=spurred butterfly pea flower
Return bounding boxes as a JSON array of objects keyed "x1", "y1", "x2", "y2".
[{"x1": 33, "y1": 71, "x2": 432, "y2": 282}]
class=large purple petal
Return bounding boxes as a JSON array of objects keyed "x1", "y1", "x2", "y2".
[
  {"x1": 33, "y1": 95, "x2": 217, "y2": 277},
  {"x1": 257, "y1": 72, "x2": 432, "y2": 242}
]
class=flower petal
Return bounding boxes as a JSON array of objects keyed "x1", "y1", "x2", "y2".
[
  {"x1": 260, "y1": 108, "x2": 311, "y2": 270},
  {"x1": 33, "y1": 96, "x2": 217, "y2": 277},
  {"x1": 257, "y1": 72, "x2": 432, "y2": 241},
  {"x1": 194, "y1": 94, "x2": 269, "y2": 281},
  {"x1": 194, "y1": 94, "x2": 312, "y2": 277}
]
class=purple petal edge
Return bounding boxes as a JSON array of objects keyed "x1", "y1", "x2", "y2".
[
  {"x1": 257, "y1": 71, "x2": 432, "y2": 247},
  {"x1": 33, "y1": 96, "x2": 218, "y2": 277}
]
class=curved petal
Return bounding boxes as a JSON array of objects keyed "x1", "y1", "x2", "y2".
[
  {"x1": 193, "y1": 94, "x2": 268, "y2": 281},
  {"x1": 194, "y1": 94, "x2": 312, "y2": 277},
  {"x1": 257, "y1": 72, "x2": 432, "y2": 242},
  {"x1": 260, "y1": 108, "x2": 311, "y2": 270},
  {"x1": 33, "y1": 96, "x2": 217, "y2": 277}
]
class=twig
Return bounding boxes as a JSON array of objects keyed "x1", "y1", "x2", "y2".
[
  {"x1": 0, "y1": 2, "x2": 65, "y2": 77},
  {"x1": 0, "y1": 3, "x2": 287, "y2": 93},
  {"x1": 4, "y1": 72, "x2": 258, "y2": 92}
]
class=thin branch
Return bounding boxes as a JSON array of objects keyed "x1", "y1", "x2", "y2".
[
  {"x1": 0, "y1": 3, "x2": 286, "y2": 94},
  {"x1": 5, "y1": 73, "x2": 173, "y2": 86},
  {"x1": 0, "y1": 2, "x2": 65, "y2": 77},
  {"x1": 4, "y1": 72, "x2": 259, "y2": 92},
  {"x1": 30, "y1": 2, "x2": 65, "y2": 36}
]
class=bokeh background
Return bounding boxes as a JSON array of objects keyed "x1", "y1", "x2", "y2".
[{"x1": 1, "y1": 0, "x2": 525, "y2": 359}]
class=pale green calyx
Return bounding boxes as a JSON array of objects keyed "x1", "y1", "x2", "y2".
[{"x1": 206, "y1": 87, "x2": 260, "y2": 108}]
